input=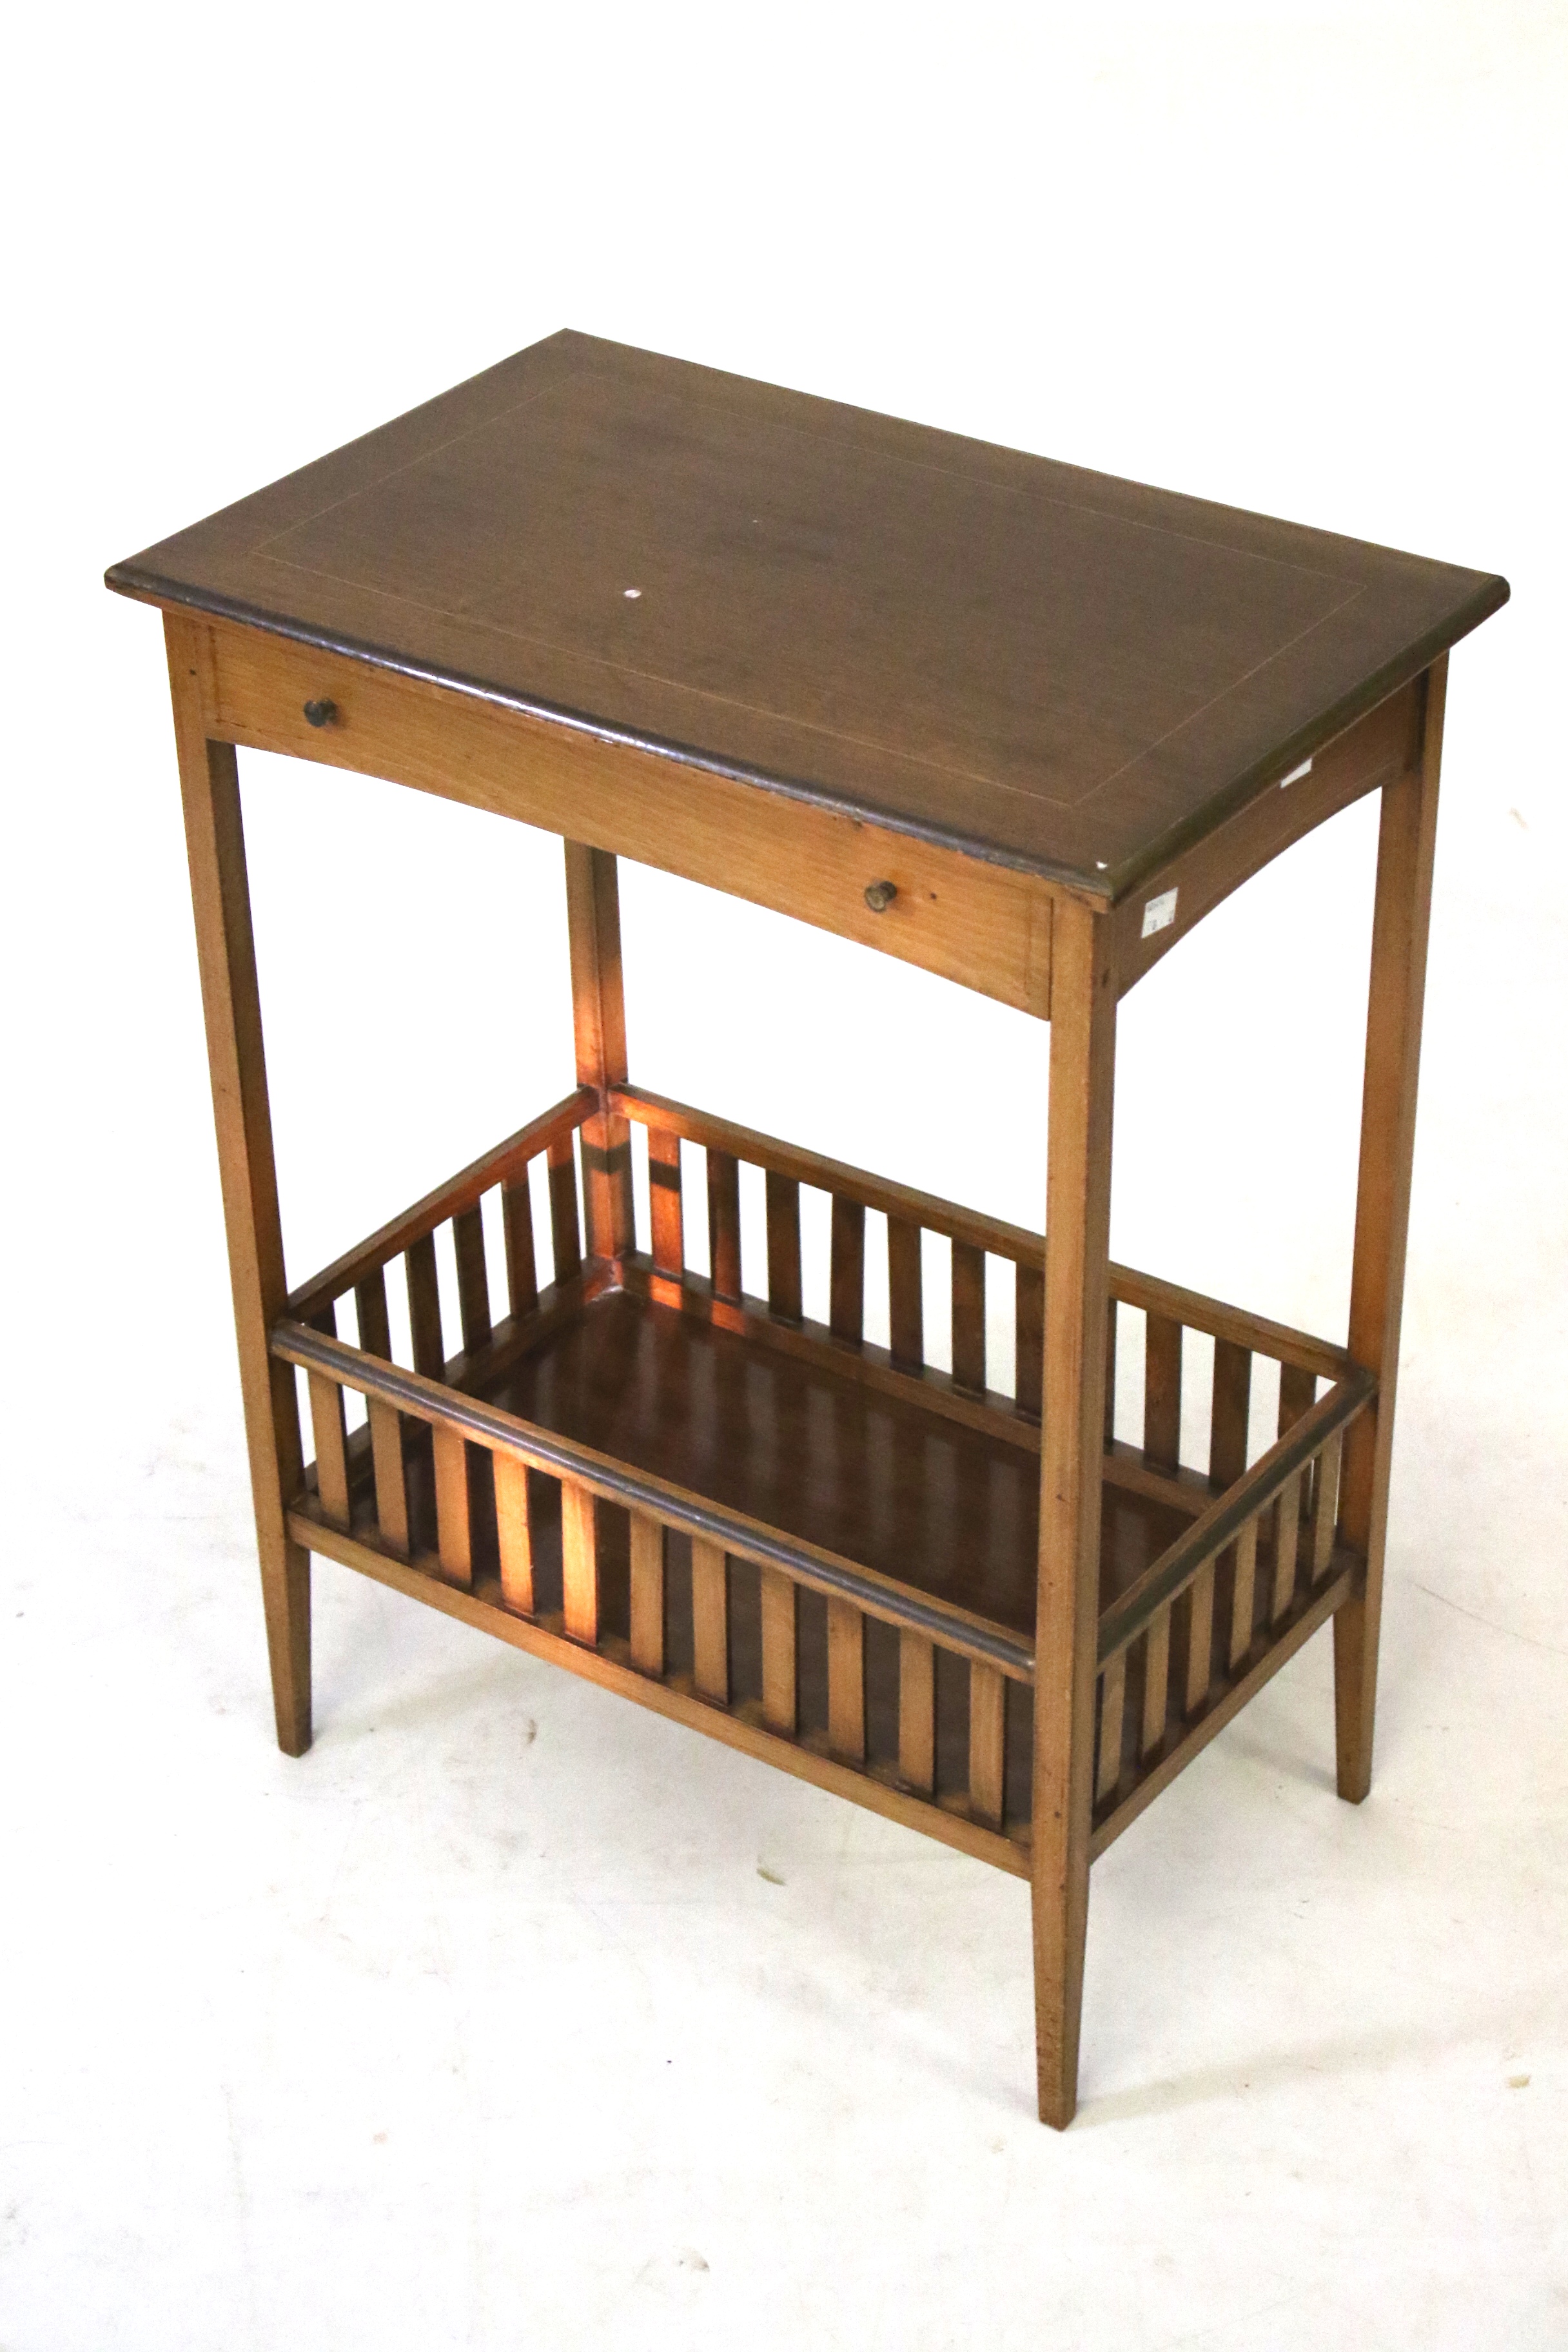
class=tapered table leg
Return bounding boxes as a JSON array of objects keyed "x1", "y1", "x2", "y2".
[
  {"x1": 166, "y1": 614, "x2": 311, "y2": 1754},
  {"x1": 1335, "y1": 655, "x2": 1447, "y2": 1801},
  {"x1": 1032, "y1": 897, "x2": 1117, "y2": 2128}
]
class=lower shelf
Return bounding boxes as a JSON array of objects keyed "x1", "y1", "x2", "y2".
[
  {"x1": 489, "y1": 1284, "x2": 1190, "y2": 1646},
  {"x1": 273, "y1": 1079, "x2": 1375, "y2": 1863}
]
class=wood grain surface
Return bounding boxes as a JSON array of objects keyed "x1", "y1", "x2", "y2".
[{"x1": 109, "y1": 332, "x2": 1505, "y2": 894}]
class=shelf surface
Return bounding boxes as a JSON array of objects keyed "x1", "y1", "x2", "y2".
[
  {"x1": 485, "y1": 1288, "x2": 1186, "y2": 1643},
  {"x1": 106, "y1": 329, "x2": 1507, "y2": 894}
]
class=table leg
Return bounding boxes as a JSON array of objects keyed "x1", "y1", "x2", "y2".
[
  {"x1": 565, "y1": 841, "x2": 634, "y2": 1259},
  {"x1": 1032, "y1": 897, "x2": 1117, "y2": 2128},
  {"x1": 166, "y1": 616, "x2": 311, "y2": 1755},
  {"x1": 1335, "y1": 654, "x2": 1447, "y2": 1802}
]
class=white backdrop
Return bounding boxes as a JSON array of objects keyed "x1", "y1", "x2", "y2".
[{"x1": 3, "y1": 5, "x2": 1564, "y2": 2347}]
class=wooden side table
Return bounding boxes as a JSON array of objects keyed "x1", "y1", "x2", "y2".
[{"x1": 107, "y1": 331, "x2": 1507, "y2": 2125}]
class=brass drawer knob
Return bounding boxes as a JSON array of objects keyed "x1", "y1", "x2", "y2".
[
  {"x1": 863, "y1": 879, "x2": 897, "y2": 914},
  {"x1": 302, "y1": 698, "x2": 338, "y2": 728}
]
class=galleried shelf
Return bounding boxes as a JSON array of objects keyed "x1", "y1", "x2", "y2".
[
  {"x1": 277, "y1": 1081, "x2": 1371, "y2": 1876},
  {"x1": 108, "y1": 330, "x2": 1507, "y2": 2126}
]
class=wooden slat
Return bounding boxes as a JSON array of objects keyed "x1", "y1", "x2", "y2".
[
  {"x1": 707, "y1": 1147, "x2": 742, "y2": 1303},
  {"x1": 1279, "y1": 1364, "x2": 1316, "y2": 1544},
  {"x1": 406, "y1": 1233, "x2": 444, "y2": 1377},
  {"x1": 432, "y1": 1425, "x2": 471, "y2": 1587},
  {"x1": 494, "y1": 1451, "x2": 533, "y2": 1613},
  {"x1": 1140, "y1": 1609, "x2": 1171, "y2": 1758},
  {"x1": 1095, "y1": 1655, "x2": 1126, "y2": 1805},
  {"x1": 1228, "y1": 1516, "x2": 1259, "y2": 1670},
  {"x1": 887, "y1": 1214, "x2": 923, "y2": 1369},
  {"x1": 1144, "y1": 1313, "x2": 1182, "y2": 1469},
  {"x1": 453, "y1": 1204, "x2": 491, "y2": 1353},
  {"x1": 760, "y1": 1565, "x2": 796, "y2": 1733},
  {"x1": 827, "y1": 1598, "x2": 866, "y2": 1761},
  {"x1": 897, "y1": 1630, "x2": 935, "y2": 1793},
  {"x1": 1279, "y1": 1361, "x2": 1318, "y2": 1436},
  {"x1": 647, "y1": 1129, "x2": 685, "y2": 1279},
  {"x1": 1015, "y1": 1261, "x2": 1043, "y2": 1420},
  {"x1": 273, "y1": 1318, "x2": 1038, "y2": 1679},
  {"x1": 765, "y1": 1171, "x2": 802, "y2": 1322},
  {"x1": 614, "y1": 1085, "x2": 1355, "y2": 1377},
  {"x1": 503, "y1": 1170, "x2": 539, "y2": 1317},
  {"x1": 291, "y1": 1505, "x2": 1033, "y2": 1881},
  {"x1": 368, "y1": 1400, "x2": 409, "y2": 1558},
  {"x1": 1093, "y1": 1565, "x2": 1359, "y2": 1861},
  {"x1": 1205, "y1": 1337, "x2": 1251, "y2": 1710},
  {"x1": 629, "y1": 1511, "x2": 665, "y2": 1672},
  {"x1": 691, "y1": 1538, "x2": 729, "y2": 1702},
  {"x1": 1211, "y1": 1341, "x2": 1251, "y2": 1484},
  {"x1": 1271, "y1": 1471, "x2": 1302, "y2": 1623},
  {"x1": 354, "y1": 1268, "x2": 392, "y2": 1360},
  {"x1": 951, "y1": 1241, "x2": 986, "y2": 1394},
  {"x1": 308, "y1": 1373, "x2": 350, "y2": 1530},
  {"x1": 1182, "y1": 1567, "x2": 1215, "y2": 1716},
  {"x1": 1311, "y1": 1432, "x2": 1342, "y2": 1582},
  {"x1": 561, "y1": 1479, "x2": 598, "y2": 1643},
  {"x1": 284, "y1": 1087, "x2": 594, "y2": 1323},
  {"x1": 1099, "y1": 1372, "x2": 1377, "y2": 1665},
  {"x1": 829, "y1": 1196, "x2": 865, "y2": 1344},
  {"x1": 547, "y1": 1136, "x2": 582, "y2": 1282},
  {"x1": 970, "y1": 1660, "x2": 1006, "y2": 1828}
]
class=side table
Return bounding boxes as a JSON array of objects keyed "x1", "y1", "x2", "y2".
[{"x1": 107, "y1": 331, "x2": 1507, "y2": 2125}]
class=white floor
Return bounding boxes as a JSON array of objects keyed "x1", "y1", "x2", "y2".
[{"x1": 3, "y1": 1228, "x2": 1565, "y2": 2348}]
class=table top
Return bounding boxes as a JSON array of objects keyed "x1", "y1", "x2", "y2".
[{"x1": 108, "y1": 330, "x2": 1507, "y2": 895}]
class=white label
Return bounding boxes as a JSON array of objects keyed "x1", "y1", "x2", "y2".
[
  {"x1": 1279, "y1": 756, "x2": 1313, "y2": 789},
  {"x1": 1141, "y1": 887, "x2": 1179, "y2": 939}
]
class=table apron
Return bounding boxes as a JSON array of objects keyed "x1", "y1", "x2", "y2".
[{"x1": 193, "y1": 613, "x2": 1060, "y2": 1017}]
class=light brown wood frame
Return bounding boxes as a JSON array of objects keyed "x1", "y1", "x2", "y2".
[
  {"x1": 1023, "y1": 669, "x2": 1440, "y2": 2122},
  {"x1": 160, "y1": 598, "x2": 1444, "y2": 2133},
  {"x1": 1032, "y1": 897, "x2": 1117, "y2": 2129},
  {"x1": 166, "y1": 623, "x2": 310, "y2": 1755},
  {"x1": 1334, "y1": 654, "x2": 1447, "y2": 1800}
]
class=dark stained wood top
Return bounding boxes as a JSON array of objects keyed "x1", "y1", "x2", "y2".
[{"x1": 107, "y1": 330, "x2": 1507, "y2": 896}]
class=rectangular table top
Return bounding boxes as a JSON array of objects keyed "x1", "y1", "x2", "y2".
[{"x1": 108, "y1": 330, "x2": 1507, "y2": 896}]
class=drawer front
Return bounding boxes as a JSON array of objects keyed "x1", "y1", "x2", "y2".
[{"x1": 186, "y1": 614, "x2": 1055, "y2": 1020}]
